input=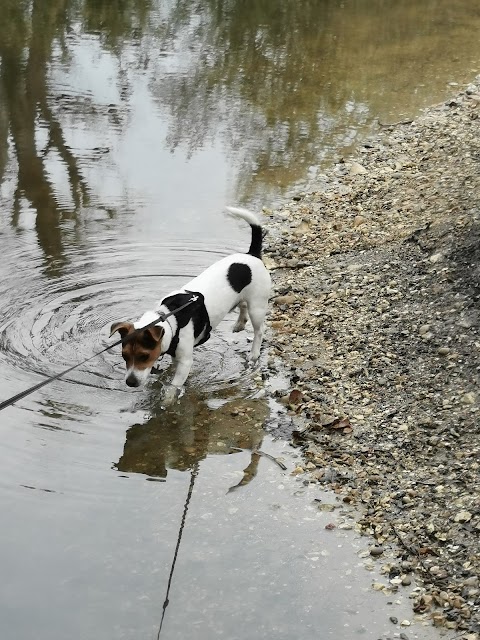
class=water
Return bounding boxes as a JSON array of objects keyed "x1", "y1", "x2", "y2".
[{"x1": 1, "y1": 0, "x2": 479, "y2": 638}]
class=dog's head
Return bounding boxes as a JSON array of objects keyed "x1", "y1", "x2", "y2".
[{"x1": 110, "y1": 322, "x2": 165, "y2": 387}]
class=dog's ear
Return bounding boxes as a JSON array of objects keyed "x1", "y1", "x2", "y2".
[
  {"x1": 141, "y1": 326, "x2": 165, "y2": 349},
  {"x1": 110, "y1": 321, "x2": 134, "y2": 339}
]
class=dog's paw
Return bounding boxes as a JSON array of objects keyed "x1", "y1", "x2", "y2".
[
  {"x1": 161, "y1": 383, "x2": 183, "y2": 406},
  {"x1": 247, "y1": 351, "x2": 261, "y2": 366},
  {"x1": 232, "y1": 321, "x2": 247, "y2": 333}
]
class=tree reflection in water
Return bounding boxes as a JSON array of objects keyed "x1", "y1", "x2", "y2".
[
  {"x1": 1, "y1": 0, "x2": 479, "y2": 273},
  {"x1": 0, "y1": 0, "x2": 150, "y2": 275}
]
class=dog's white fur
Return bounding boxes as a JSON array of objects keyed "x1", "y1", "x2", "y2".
[{"x1": 118, "y1": 207, "x2": 271, "y2": 395}]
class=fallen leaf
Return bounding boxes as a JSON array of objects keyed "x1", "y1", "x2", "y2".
[
  {"x1": 288, "y1": 389, "x2": 304, "y2": 404},
  {"x1": 327, "y1": 417, "x2": 352, "y2": 430}
]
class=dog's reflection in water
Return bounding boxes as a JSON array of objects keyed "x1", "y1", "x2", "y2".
[{"x1": 115, "y1": 388, "x2": 268, "y2": 491}]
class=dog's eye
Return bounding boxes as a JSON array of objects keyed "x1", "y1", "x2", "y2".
[{"x1": 137, "y1": 353, "x2": 150, "y2": 363}]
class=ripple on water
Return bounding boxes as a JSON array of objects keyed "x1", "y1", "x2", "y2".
[{"x1": 0, "y1": 239, "x2": 260, "y2": 426}]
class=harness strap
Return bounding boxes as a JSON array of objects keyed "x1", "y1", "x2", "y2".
[{"x1": 156, "y1": 463, "x2": 198, "y2": 639}]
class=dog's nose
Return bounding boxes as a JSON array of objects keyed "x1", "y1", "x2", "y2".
[{"x1": 126, "y1": 375, "x2": 140, "y2": 388}]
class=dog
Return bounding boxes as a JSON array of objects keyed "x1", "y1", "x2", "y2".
[{"x1": 110, "y1": 207, "x2": 271, "y2": 400}]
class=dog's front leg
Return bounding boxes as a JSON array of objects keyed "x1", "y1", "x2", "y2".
[
  {"x1": 161, "y1": 356, "x2": 193, "y2": 405},
  {"x1": 170, "y1": 355, "x2": 193, "y2": 388},
  {"x1": 161, "y1": 330, "x2": 195, "y2": 405}
]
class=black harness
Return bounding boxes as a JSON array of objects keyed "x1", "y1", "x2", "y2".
[{"x1": 162, "y1": 291, "x2": 212, "y2": 357}]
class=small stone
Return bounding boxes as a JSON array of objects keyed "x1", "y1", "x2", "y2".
[
  {"x1": 389, "y1": 616, "x2": 398, "y2": 624},
  {"x1": 291, "y1": 466, "x2": 305, "y2": 475},
  {"x1": 419, "y1": 324, "x2": 431, "y2": 335},
  {"x1": 370, "y1": 545, "x2": 385, "y2": 557},
  {"x1": 263, "y1": 256, "x2": 278, "y2": 269},
  {"x1": 420, "y1": 331, "x2": 434, "y2": 341},
  {"x1": 401, "y1": 576, "x2": 412, "y2": 586},
  {"x1": 353, "y1": 215, "x2": 367, "y2": 227},
  {"x1": 274, "y1": 294, "x2": 296, "y2": 306},
  {"x1": 437, "y1": 347, "x2": 450, "y2": 356},
  {"x1": 318, "y1": 503, "x2": 336, "y2": 512},
  {"x1": 318, "y1": 414, "x2": 337, "y2": 426},
  {"x1": 429, "y1": 253, "x2": 443, "y2": 263},
  {"x1": 454, "y1": 510, "x2": 472, "y2": 523},
  {"x1": 349, "y1": 161, "x2": 367, "y2": 175},
  {"x1": 461, "y1": 392, "x2": 476, "y2": 405},
  {"x1": 400, "y1": 620, "x2": 411, "y2": 627},
  {"x1": 431, "y1": 613, "x2": 446, "y2": 627},
  {"x1": 451, "y1": 596, "x2": 465, "y2": 609},
  {"x1": 292, "y1": 221, "x2": 311, "y2": 235}
]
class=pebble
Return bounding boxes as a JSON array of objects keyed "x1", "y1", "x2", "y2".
[
  {"x1": 461, "y1": 392, "x2": 476, "y2": 405},
  {"x1": 317, "y1": 503, "x2": 336, "y2": 512},
  {"x1": 370, "y1": 546, "x2": 385, "y2": 557},
  {"x1": 353, "y1": 215, "x2": 367, "y2": 227},
  {"x1": 454, "y1": 510, "x2": 472, "y2": 523},
  {"x1": 349, "y1": 161, "x2": 367, "y2": 175},
  {"x1": 274, "y1": 294, "x2": 296, "y2": 306}
]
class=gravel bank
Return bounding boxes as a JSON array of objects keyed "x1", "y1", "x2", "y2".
[{"x1": 264, "y1": 77, "x2": 480, "y2": 636}]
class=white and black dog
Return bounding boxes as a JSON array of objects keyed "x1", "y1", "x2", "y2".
[{"x1": 110, "y1": 207, "x2": 271, "y2": 400}]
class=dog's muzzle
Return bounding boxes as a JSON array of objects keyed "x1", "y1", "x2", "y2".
[{"x1": 126, "y1": 374, "x2": 141, "y2": 387}]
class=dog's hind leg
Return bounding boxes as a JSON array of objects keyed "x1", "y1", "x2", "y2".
[
  {"x1": 246, "y1": 298, "x2": 268, "y2": 362},
  {"x1": 232, "y1": 301, "x2": 248, "y2": 333}
]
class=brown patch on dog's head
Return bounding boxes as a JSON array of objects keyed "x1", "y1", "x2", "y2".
[{"x1": 110, "y1": 322, "x2": 165, "y2": 372}]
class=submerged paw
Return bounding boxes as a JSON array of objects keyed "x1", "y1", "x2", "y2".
[
  {"x1": 161, "y1": 383, "x2": 184, "y2": 405},
  {"x1": 232, "y1": 321, "x2": 247, "y2": 333}
]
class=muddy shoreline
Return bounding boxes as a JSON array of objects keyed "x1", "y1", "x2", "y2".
[{"x1": 263, "y1": 76, "x2": 480, "y2": 636}]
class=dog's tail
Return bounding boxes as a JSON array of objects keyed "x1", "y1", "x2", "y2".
[{"x1": 225, "y1": 206, "x2": 263, "y2": 259}]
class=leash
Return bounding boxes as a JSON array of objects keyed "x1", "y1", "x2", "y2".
[
  {"x1": 156, "y1": 463, "x2": 199, "y2": 639},
  {"x1": 0, "y1": 295, "x2": 199, "y2": 412}
]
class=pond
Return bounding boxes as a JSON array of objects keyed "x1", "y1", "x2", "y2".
[{"x1": 1, "y1": 1, "x2": 479, "y2": 638}]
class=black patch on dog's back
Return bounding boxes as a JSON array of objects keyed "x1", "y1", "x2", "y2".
[
  {"x1": 227, "y1": 263, "x2": 252, "y2": 293},
  {"x1": 162, "y1": 291, "x2": 211, "y2": 357}
]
